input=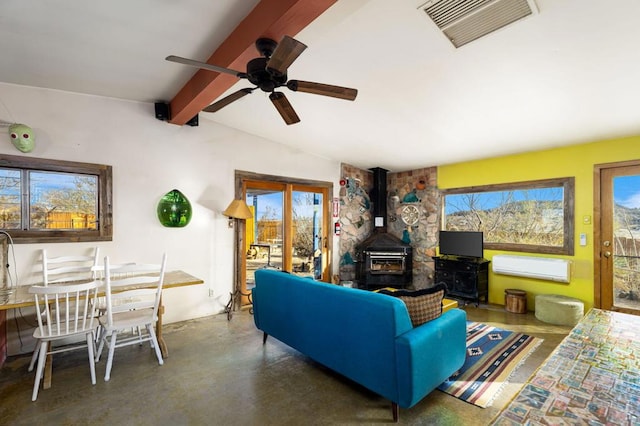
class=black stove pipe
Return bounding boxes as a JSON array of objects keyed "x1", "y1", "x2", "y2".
[{"x1": 369, "y1": 167, "x2": 388, "y2": 229}]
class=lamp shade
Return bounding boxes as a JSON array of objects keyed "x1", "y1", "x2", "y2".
[{"x1": 223, "y1": 199, "x2": 252, "y2": 220}]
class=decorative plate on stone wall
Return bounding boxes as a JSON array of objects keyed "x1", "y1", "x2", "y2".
[{"x1": 400, "y1": 205, "x2": 420, "y2": 226}]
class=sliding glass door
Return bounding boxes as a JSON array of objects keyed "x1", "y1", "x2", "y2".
[
  {"x1": 245, "y1": 182, "x2": 285, "y2": 278},
  {"x1": 291, "y1": 188, "x2": 324, "y2": 280},
  {"x1": 241, "y1": 177, "x2": 330, "y2": 296}
]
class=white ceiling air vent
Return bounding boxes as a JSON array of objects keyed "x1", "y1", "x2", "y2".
[{"x1": 420, "y1": 0, "x2": 538, "y2": 48}]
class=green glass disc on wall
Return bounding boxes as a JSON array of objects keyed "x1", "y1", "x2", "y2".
[{"x1": 157, "y1": 189, "x2": 192, "y2": 227}]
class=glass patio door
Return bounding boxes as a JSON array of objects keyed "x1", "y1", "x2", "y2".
[
  {"x1": 291, "y1": 187, "x2": 324, "y2": 280},
  {"x1": 244, "y1": 182, "x2": 285, "y2": 290},
  {"x1": 242, "y1": 180, "x2": 329, "y2": 293},
  {"x1": 597, "y1": 162, "x2": 640, "y2": 315}
]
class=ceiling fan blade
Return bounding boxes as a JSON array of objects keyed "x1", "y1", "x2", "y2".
[
  {"x1": 165, "y1": 55, "x2": 247, "y2": 78},
  {"x1": 266, "y1": 36, "x2": 307, "y2": 76},
  {"x1": 203, "y1": 88, "x2": 254, "y2": 113},
  {"x1": 269, "y1": 92, "x2": 300, "y2": 125},
  {"x1": 286, "y1": 80, "x2": 358, "y2": 101}
]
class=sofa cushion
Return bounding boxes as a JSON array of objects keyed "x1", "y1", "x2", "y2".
[{"x1": 378, "y1": 283, "x2": 447, "y2": 327}]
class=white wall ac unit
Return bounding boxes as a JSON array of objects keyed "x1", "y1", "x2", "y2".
[{"x1": 492, "y1": 255, "x2": 570, "y2": 283}]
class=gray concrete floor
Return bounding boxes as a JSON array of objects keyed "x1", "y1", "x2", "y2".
[{"x1": 0, "y1": 304, "x2": 571, "y2": 425}]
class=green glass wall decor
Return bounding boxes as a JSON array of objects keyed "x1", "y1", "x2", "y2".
[{"x1": 157, "y1": 189, "x2": 192, "y2": 227}]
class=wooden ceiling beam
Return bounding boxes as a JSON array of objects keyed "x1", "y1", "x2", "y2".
[{"x1": 168, "y1": 0, "x2": 337, "y2": 125}]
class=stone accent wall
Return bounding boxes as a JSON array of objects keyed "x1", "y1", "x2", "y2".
[
  {"x1": 338, "y1": 163, "x2": 440, "y2": 289},
  {"x1": 337, "y1": 164, "x2": 373, "y2": 283},
  {"x1": 387, "y1": 168, "x2": 440, "y2": 289}
]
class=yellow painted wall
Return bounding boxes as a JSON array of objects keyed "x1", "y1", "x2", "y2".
[{"x1": 437, "y1": 135, "x2": 640, "y2": 311}]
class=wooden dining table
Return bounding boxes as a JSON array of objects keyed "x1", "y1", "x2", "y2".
[{"x1": 0, "y1": 270, "x2": 204, "y2": 388}]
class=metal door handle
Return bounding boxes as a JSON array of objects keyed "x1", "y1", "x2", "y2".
[{"x1": 603, "y1": 251, "x2": 611, "y2": 258}]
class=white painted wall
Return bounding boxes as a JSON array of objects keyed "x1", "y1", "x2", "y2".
[{"x1": 0, "y1": 82, "x2": 341, "y2": 354}]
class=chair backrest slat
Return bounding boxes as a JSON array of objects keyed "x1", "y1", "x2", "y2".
[
  {"x1": 103, "y1": 254, "x2": 167, "y2": 327},
  {"x1": 30, "y1": 279, "x2": 101, "y2": 338},
  {"x1": 42, "y1": 248, "x2": 100, "y2": 286}
]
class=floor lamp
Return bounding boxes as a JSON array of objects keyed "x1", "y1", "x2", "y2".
[{"x1": 222, "y1": 199, "x2": 253, "y2": 320}]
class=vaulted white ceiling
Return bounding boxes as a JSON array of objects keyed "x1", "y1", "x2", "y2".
[{"x1": 1, "y1": 0, "x2": 639, "y2": 171}]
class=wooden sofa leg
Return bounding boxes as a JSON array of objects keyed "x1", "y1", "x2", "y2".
[
  {"x1": 391, "y1": 402, "x2": 399, "y2": 422},
  {"x1": 263, "y1": 332, "x2": 268, "y2": 345}
]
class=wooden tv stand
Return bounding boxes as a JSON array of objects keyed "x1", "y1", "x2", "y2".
[{"x1": 433, "y1": 255, "x2": 490, "y2": 306}]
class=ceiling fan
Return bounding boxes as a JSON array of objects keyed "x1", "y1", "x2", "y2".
[{"x1": 166, "y1": 36, "x2": 358, "y2": 125}]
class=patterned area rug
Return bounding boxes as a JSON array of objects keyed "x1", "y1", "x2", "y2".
[
  {"x1": 491, "y1": 309, "x2": 640, "y2": 425},
  {"x1": 438, "y1": 321, "x2": 543, "y2": 408}
]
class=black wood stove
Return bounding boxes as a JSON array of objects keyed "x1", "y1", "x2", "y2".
[
  {"x1": 354, "y1": 167, "x2": 413, "y2": 290},
  {"x1": 355, "y1": 232, "x2": 413, "y2": 289}
]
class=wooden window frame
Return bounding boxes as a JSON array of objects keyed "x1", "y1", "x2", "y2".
[
  {"x1": 0, "y1": 154, "x2": 112, "y2": 244},
  {"x1": 442, "y1": 177, "x2": 575, "y2": 255}
]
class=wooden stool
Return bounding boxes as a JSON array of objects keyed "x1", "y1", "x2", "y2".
[{"x1": 505, "y1": 289, "x2": 527, "y2": 313}]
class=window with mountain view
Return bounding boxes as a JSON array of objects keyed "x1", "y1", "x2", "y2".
[
  {"x1": 442, "y1": 177, "x2": 575, "y2": 255},
  {"x1": 0, "y1": 155, "x2": 112, "y2": 243}
]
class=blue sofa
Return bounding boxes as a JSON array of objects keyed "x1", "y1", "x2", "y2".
[{"x1": 252, "y1": 269, "x2": 467, "y2": 421}]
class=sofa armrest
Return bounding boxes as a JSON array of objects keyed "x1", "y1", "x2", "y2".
[{"x1": 394, "y1": 308, "x2": 467, "y2": 408}]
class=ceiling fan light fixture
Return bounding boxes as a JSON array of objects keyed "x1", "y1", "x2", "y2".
[{"x1": 167, "y1": 35, "x2": 357, "y2": 124}]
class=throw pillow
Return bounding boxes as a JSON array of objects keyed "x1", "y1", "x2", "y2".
[{"x1": 378, "y1": 283, "x2": 447, "y2": 327}]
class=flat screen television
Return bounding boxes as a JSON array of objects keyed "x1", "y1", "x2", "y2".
[{"x1": 438, "y1": 231, "x2": 484, "y2": 259}]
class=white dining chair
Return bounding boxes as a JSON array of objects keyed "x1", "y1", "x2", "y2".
[
  {"x1": 30, "y1": 278, "x2": 101, "y2": 401},
  {"x1": 95, "y1": 253, "x2": 167, "y2": 381},
  {"x1": 28, "y1": 247, "x2": 100, "y2": 372},
  {"x1": 41, "y1": 248, "x2": 101, "y2": 285},
  {"x1": 90, "y1": 259, "x2": 140, "y2": 345}
]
